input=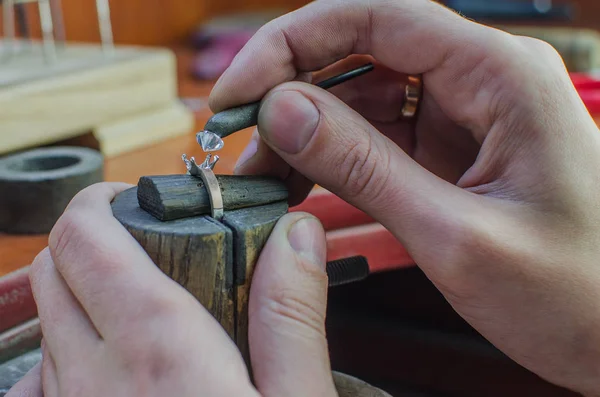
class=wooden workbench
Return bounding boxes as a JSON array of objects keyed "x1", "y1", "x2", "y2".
[{"x1": 0, "y1": 49, "x2": 254, "y2": 277}]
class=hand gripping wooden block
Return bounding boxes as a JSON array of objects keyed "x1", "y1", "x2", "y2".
[
  {"x1": 111, "y1": 174, "x2": 391, "y2": 396},
  {"x1": 111, "y1": 176, "x2": 288, "y2": 368}
]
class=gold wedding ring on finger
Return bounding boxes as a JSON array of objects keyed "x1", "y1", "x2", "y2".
[{"x1": 401, "y1": 75, "x2": 423, "y2": 119}]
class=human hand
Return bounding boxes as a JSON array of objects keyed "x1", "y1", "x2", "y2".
[
  {"x1": 7, "y1": 182, "x2": 338, "y2": 397},
  {"x1": 210, "y1": 0, "x2": 600, "y2": 395}
]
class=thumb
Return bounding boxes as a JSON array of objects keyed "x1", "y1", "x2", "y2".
[
  {"x1": 256, "y1": 82, "x2": 477, "y2": 262},
  {"x1": 248, "y1": 212, "x2": 336, "y2": 397}
]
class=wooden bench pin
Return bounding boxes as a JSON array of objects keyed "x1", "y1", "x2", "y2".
[
  {"x1": 112, "y1": 153, "x2": 290, "y2": 368},
  {"x1": 111, "y1": 153, "x2": 388, "y2": 396}
]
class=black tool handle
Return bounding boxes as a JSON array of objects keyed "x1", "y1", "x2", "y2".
[
  {"x1": 327, "y1": 256, "x2": 370, "y2": 287},
  {"x1": 205, "y1": 63, "x2": 374, "y2": 139}
]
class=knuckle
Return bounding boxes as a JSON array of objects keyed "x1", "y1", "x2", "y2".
[
  {"x1": 48, "y1": 209, "x2": 85, "y2": 266},
  {"x1": 63, "y1": 386, "x2": 86, "y2": 397},
  {"x1": 63, "y1": 183, "x2": 98, "y2": 211},
  {"x1": 60, "y1": 372, "x2": 88, "y2": 397},
  {"x1": 257, "y1": 286, "x2": 326, "y2": 337},
  {"x1": 112, "y1": 300, "x2": 207, "y2": 385},
  {"x1": 142, "y1": 294, "x2": 185, "y2": 323},
  {"x1": 115, "y1": 326, "x2": 176, "y2": 369},
  {"x1": 120, "y1": 342, "x2": 181, "y2": 384},
  {"x1": 511, "y1": 36, "x2": 567, "y2": 77},
  {"x1": 520, "y1": 36, "x2": 564, "y2": 64},
  {"x1": 478, "y1": 34, "x2": 571, "y2": 128},
  {"x1": 116, "y1": 294, "x2": 183, "y2": 337},
  {"x1": 336, "y1": 135, "x2": 389, "y2": 203},
  {"x1": 47, "y1": 208, "x2": 125, "y2": 282},
  {"x1": 29, "y1": 247, "x2": 51, "y2": 288},
  {"x1": 422, "y1": 215, "x2": 492, "y2": 285},
  {"x1": 29, "y1": 247, "x2": 46, "y2": 271}
]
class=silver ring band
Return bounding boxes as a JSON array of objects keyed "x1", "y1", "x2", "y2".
[{"x1": 198, "y1": 168, "x2": 224, "y2": 220}]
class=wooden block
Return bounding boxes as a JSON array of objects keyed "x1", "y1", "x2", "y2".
[
  {"x1": 111, "y1": 183, "x2": 289, "y2": 366},
  {"x1": 137, "y1": 174, "x2": 288, "y2": 221},
  {"x1": 111, "y1": 187, "x2": 236, "y2": 337},
  {"x1": 0, "y1": 41, "x2": 180, "y2": 154},
  {"x1": 93, "y1": 101, "x2": 194, "y2": 158},
  {"x1": 109, "y1": 176, "x2": 403, "y2": 396},
  {"x1": 221, "y1": 201, "x2": 288, "y2": 367},
  {"x1": 112, "y1": 179, "x2": 396, "y2": 396}
]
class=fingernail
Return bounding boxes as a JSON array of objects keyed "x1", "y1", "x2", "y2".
[
  {"x1": 259, "y1": 91, "x2": 319, "y2": 154},
  {"x1": 235, "y1": 136, "x2": 259, "y2": 170},
  {"x1": 288, "y1": 217, "x2": 326, "y2": 269}
]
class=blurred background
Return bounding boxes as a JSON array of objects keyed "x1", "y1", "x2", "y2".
[
  {"x1": 2, "y1": 0, "x2": 599, "y2": 165},
  {"x1": 1, "y1": 0, "x2": 599, "y2": 164},
  {"x1": 2, "y1": 1, "x2": 600, "y2": 396},
  {"x1": 2, "y1": 0, "x2": 600, "y2": 78},
  {"x1": 3, "y1": 0, "x2": 599, "y2": 47}
]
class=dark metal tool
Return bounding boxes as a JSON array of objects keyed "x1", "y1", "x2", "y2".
[
  {"x1": 326, "y1": 256, "x2": 370, "y2": 287},
  {"x1": 203, "y1": 63, "x2": 375, "y2": 141}
]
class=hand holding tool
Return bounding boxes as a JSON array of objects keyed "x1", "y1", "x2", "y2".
[{"x1": 198, "y1": 63, "x2": 375, "y2": 151}]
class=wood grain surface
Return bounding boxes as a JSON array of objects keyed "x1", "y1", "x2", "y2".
[
  {"x1": 138, "y1": 174, "x2": 288, "y2": 221},
  {"x1": 222, "y1": 201, "x2": 288, "y2": 367},
  {"x1": 111, "y1": 185, "x2": 288, "y2": 367},
  {"x1": 112, "y1": 187, "x2": 236, "y2": 336}
]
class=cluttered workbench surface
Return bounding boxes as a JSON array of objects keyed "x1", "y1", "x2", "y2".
[{"x1": 0, "y1": 48, "x2": 254, "y2": 276}]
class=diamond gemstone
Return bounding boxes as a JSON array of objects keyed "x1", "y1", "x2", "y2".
[{"x1": 197, "y1": 130, "x2": 224, "y2": 152}]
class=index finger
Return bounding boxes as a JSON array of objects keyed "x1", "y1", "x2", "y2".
[
  {"x1": 209, "y1": 0, "x2": 514, "y2": 131},
  {"x1": 47, "y1": 183, "x2": 190, "y2": 338}
]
